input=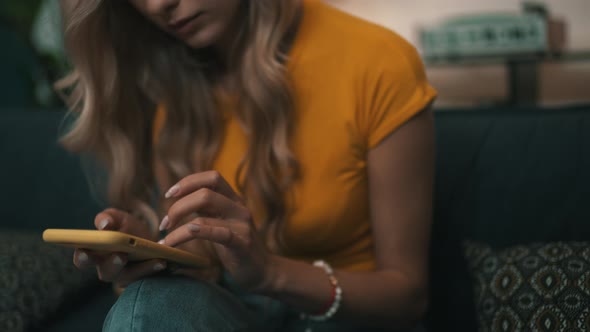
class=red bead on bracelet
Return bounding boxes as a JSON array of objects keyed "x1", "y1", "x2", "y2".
[{"x1": 314, "y1": 279, "x2": 337, "y2": 315}]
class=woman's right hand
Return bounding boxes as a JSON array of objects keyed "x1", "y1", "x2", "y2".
[{"x1": 72, "y1": 208, "x2": 167, "y2": 288}]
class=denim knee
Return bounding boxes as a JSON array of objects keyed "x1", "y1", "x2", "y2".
[{"x1": 103, "y1": 276, "x2": 257, "y2": 332}]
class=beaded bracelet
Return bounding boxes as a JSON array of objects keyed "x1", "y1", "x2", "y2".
[{"x1": 303, "y1": 260, "x2": 343, "y2": 322}]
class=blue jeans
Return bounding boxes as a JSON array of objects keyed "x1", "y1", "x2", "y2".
[{"x1": 103, "y1": 276, "x2": 422, "y2": 332}]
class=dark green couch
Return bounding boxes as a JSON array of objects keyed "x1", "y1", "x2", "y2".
[
  {"x1": 1, "y1": 106, "x2": 589, "y2": 331},
  {"x1": 0, "y1": 111, "x2": 116, "y2": 332},
  {"x1": 428, "y1": 105, "x2": 590, "y2": 331}
]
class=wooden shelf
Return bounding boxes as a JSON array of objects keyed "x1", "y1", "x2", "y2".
[{"x1": 424, "y1": 51, "x2": 590, "y2": 106}]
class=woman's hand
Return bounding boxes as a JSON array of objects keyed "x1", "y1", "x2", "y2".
[
  {"x1": 159, "y1": 170, "x2": 277, "y2": 292},
  {"x1": 72, "y1": 208, "x2": 167, "y2": 287}
]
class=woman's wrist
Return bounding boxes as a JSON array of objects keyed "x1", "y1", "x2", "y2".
[
  {"x1": 253, "y1": 255, "x2": 344, "y2": 320},
  {"x1": 256, "y1": 254, "x2": 287, "y2": 295}
]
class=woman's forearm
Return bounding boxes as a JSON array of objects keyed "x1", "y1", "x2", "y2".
[{"x1": 259, "y1": 255, "x2": 428, "y2": 329}]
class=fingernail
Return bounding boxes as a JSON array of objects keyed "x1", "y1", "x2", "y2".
[
  {"x1": 78, "y1": 251, "x2": 88, "y2": 263},
  {"x1": 165, "y1": 184, "x2": 180, "y2": 198},
  {"x1": 153, "y1": 263, "x2": 166, "y2": 271},
  {"x1": 188, "y1": 224, "x2": 200, "y2": 232},
  {"x1": 98, "y1": 218, "x2": 110, "y2": 230},
  {"x1": 159, "y1": 216, "x2": 169, "y2": 231},
  {"x1": 112, "y1": 255, "x2": 124, "y2": 266},
  {"x1": 158, "y1": 239, "x2": 166, "y2": 245}
]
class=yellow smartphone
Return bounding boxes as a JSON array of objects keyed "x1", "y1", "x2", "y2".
[{"x1": 43, "y1": 229, "x2": 209, "y2": 269}]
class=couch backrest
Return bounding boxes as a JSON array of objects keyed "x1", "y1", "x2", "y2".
[
  {"x1": 0, "y1": 26, "x2": 39, "y2": 108},
  {"x1": 0, "y1": 111, "x2": 103, "y2": 232},
  {"x1": 427, "y1": 105, "x2": 590, "y2": 331}
]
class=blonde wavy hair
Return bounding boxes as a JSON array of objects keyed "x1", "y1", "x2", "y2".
[{"x1": 57, "y1": 0, "x2": 301, "y2": 250}]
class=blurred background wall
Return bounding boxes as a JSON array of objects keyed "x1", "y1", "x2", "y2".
[
  {"x1": 327, "y1": 0, "x2": 590, "y2": 107},
  {"x1": 1, "y1": 0, "x2": 588, "y2": 109}
]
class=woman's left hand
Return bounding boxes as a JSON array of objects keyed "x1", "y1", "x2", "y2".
[{"x1": 159, "y1": 170, "x2": 276, "y2": 292}]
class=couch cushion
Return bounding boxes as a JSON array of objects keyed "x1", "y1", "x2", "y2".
[{"x1": 464, "y1": 241, "x2": 590, "y2": 331}]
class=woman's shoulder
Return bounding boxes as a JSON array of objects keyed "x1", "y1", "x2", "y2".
[{"x1": 298, "y1": 1, "x2": 423, "y2": 72}]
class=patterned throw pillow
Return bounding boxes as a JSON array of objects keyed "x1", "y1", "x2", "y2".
[
  {"x1": 463, "y1": 241, "x2": 590, "y2": 332},
  {"x1": 0, "y1": 231, "x2": 97, "y2": 332}
]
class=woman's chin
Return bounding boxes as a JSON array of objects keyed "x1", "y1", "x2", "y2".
[
  {"x1": 181, "y1": 29, "x2": 219, "y2": 50},
  {"x1": 183, "y1": 37, "x2": 212, "y2": 49}
]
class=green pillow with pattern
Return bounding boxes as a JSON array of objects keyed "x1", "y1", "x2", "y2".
[
  {"x1": 463, "y1": 241, "x2": 590, "y2": 332},
  {"x1": 0, "y1": 231, "x2": 96, "y2": 332}
]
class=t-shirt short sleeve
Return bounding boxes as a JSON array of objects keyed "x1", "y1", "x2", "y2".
[{"x1": 358, "y1": 32, "x2": 437, "y2": 149}]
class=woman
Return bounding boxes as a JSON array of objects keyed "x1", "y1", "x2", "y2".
[{"x1": 61, "y1": 0, "x2": 437, "y2": 331}]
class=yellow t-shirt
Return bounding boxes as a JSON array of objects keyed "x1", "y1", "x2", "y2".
[{"x1": 155, "y1": 0, "x2": 437, "y2": 271}]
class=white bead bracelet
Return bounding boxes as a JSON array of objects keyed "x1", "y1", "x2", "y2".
[{"x1": 303, "y1": 260, "x2": 343, "y2": 322}]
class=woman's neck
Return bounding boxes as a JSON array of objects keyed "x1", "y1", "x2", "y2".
[{"x1": 212, "y1": 2, "x2": 248, "y2": 69}]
